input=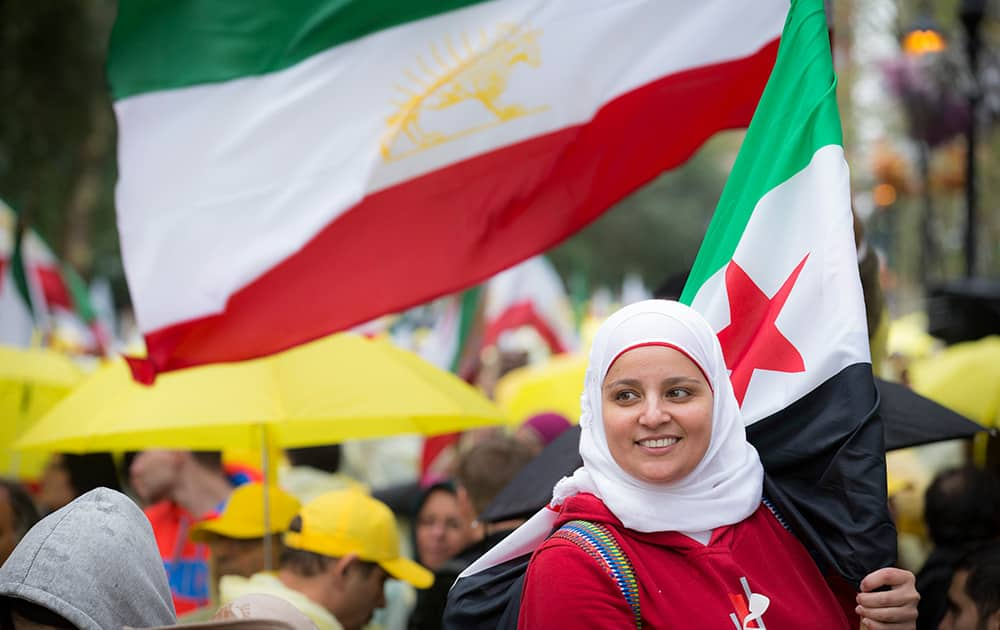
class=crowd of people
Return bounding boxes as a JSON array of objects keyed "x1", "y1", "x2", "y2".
[
  {"x1": 1, "y1": 302, "x2": 998, "y2": 629},
  {"x1": 0, "y1": 418, "x2": 569, "y2": 629}
]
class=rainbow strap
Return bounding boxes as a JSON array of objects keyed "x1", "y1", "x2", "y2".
[{"x1": 552, "y1": 520, "x2": 641, "y2": 628}]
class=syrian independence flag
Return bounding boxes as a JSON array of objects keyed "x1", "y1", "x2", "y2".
[
  {"x1": 110, "y1": 0, "x2": 788, "y2": 381},
  {"x1": 680, "y1": 0, "x2": 896, "y2": 584}
]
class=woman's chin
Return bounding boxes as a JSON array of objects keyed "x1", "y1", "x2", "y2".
[{"x1": 632, "y1": 466, "x2": 684, "y2": 485}]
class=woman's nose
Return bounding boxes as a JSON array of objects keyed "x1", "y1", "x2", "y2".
[{"x1": 638, "y1": 398, "x2": 669, "y2": 427}]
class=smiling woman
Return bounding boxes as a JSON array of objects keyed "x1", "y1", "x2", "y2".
[{"x1": 501, "y1": 300, "x2": 919, "y2": 629}]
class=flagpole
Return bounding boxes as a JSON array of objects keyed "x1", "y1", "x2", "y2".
[{"x1": 260, "y1": 424, "x2": 273, "y2": 572}]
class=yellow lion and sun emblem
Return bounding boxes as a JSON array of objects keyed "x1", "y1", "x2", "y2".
[{"x1": 380, "y1": 24, "x2": 548, "y2": 162}]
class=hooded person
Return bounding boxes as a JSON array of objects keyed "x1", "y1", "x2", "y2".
[
  {"x1": 0, "y1": 487, "x2": 176, "y2": 630},
  {"x1": 449, "y1": 300, "x2": 919, "y2": 629}
]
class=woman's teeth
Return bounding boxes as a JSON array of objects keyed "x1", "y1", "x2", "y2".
[{"x1": 638, "y1": 437, "x2": 679, "y2": 448}]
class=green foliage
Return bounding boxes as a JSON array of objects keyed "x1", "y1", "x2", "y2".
[
  {"x1": 548, "y1": 133, "x2": 741, "y2": 292},
  {"x1": 0, "y1": 0, "x2": 120, "y2": 293}
]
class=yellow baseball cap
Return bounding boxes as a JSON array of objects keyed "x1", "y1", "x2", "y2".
[
  {"x1": 283, "y1": 488, "x2": 433, "y2": 589},
  {"x1": 191, "y1": 483, "x2": 301, "y2": 541}
]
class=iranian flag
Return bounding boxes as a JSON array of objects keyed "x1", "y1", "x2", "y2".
[
  {"x1": 111, "y1": 0, "x2": 788, "y2": 381},
  {"x1": 680, "y1": 0, "x2": 896, "y2": 584}
]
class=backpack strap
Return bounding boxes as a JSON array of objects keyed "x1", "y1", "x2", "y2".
[
  {"x1": 552, "y1": 520, "x2": 641, "y2": 629},
  {"x1": 762, "y1": 497, "x2": 792, "y2": 533}
]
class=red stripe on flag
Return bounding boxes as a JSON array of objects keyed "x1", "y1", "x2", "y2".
[
  {"x1": 135, "y1": 39, "x2": 779, "y2": 379},
  {"x1": 36, "y1": 267, "x2": 73, "y2": 310},
  {"x1": 482, "y1": 301, "x2": 568, "y2": 355}
]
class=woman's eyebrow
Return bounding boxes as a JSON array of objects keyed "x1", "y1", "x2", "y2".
[
  {"x1": 604, "y1": 376, "x2": 703, "y2": 390},
  {"x1": 604, "y1": 377, "x2": 641, "y2": 390},
  {"x1": 661, "y1": 376, "x2": 703, "y2": 387}
]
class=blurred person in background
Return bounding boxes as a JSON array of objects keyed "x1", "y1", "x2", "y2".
[
  {"x1": 365, "y1": 480, "x2": 461, "y2": 630},
  {"x1": 452, "y1": 437, "x2": 534, "y2": 557},
  {"x1": 939, "y1": 544, "x2": 1000, "y2": 630},
  {"x1": 0, "y1": 480, "x2": 39, "y2": 566},
  {"x1": 130, "y1": 450, "x2": 235, "y2": 615},
  {"x1": 0, "y1": 488, "x2": 176, "y2": 630},
  {"x1": 192, "y1": 483, "x2": 301, "y2": 581},
  {"x1": 412, "y1": 482, "x2": 466, "y2": 573},
  {"x1": 513, "y1": 413, "x2": 572, "y2": 458},
  {"x1": 281, "y1": 445, "x2": 362, "y2": 504},
  {"x1": 36, "y1": 453, "x2": 122, "y2": 513},
  {"x1": 172, "y1": 483, "x2": 299, "y2": 623},
  {"x1": 223, "y1": 489, "x2": 432, "y2": 630},
  {"x1": 408, "y1": 436, "x2": 532, "y2": 630},
  {"x1": 917, "y1": 466, "x2": 1000, "y2": 630}
]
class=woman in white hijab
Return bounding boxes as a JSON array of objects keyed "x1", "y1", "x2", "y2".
[{"x1": 482, "y1": 300, "x2": 917, "y2": 629}]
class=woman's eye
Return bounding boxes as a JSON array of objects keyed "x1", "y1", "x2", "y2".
[
  {"x1": 614, "y1": 390, "x2": 638, "y2": 402},
  {"x1": 666, "y1": 388, "x2": 690, "y2": 399}
]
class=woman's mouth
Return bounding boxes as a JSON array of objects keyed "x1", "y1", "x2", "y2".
[{"x1": 637, "y1": 437, "x2": 680, "y2": 449}]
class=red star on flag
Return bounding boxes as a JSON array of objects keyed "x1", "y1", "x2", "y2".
[{"x1": 717, "y1": 254, "x2": 809, "y2": 405}]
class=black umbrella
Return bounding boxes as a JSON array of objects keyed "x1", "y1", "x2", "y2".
[
  {"x1": 480, "y1": 380, "x2": 987, "y2": 524},
  {"x1": 876, "y1": 377, "x2": 987, "y2": 451}
]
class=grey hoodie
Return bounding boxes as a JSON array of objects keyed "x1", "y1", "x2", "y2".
[{"x1": 0, "y1": 487, "x2": 176, "y2": 630}]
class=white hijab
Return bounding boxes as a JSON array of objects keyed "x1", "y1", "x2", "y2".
[
  {"x1": 553, "y1": 299, "x2": 763, "y2": 532},
  {"x1": 460, "y1": 300, "x2": 764, "y2": 577}
]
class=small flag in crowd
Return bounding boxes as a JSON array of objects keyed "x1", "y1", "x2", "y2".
[{"x1": 0, "y1": 201, "x2": 107, "y2": 354}]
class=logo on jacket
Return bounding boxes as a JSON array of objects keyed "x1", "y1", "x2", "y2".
[{"x1": 728, "y1": 576, "x2": 770, "y2": 629}]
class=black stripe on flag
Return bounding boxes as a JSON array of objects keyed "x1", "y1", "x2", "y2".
[{"x1": 747, "y1": 362, "x2": 897, "y2": 586}]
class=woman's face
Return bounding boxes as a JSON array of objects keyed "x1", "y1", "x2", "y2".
[
  {"x1": 415, "y1": 489, "x2": 466, "y2": 571},
  {"x1": 601, "y1": 345, "x2": 713, "y2": 484}
]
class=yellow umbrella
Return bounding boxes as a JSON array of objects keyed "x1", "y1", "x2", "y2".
[
  {"x1": 887, "y1": 313, "x2": 938, "y2": 360},
  {"x1": 16, "y1": 333, "x2": 508, "y2": 454},
  {"x1": 494, "y1": 353, "x2": 586, "y2": 425},
  {"x1": 909, "y1": 336, "x2": 1000, "y2": 429},
  {"x1": 0, "y1": 345, "x2": 84, "y2": 478}
]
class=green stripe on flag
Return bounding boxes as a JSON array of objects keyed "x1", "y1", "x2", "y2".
[
  {"x1": 63, "y1": 263, "x2": 97, "y2": 324},
  {"x1": 11, "y1": 223, "x2": 35, "y2": 318},
  {"x1": 449, "y1": 286, "x2": 482, "y2": 373},
  {"x1": 681, "y1": 0, "x2": 842, "y2": 304},
  {"x1": 109, "y1": 0, "x2": 492, "y2": 100}
]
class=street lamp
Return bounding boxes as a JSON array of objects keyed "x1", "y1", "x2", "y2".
[
  {"x1": 903, "y1": 18, "x2": 946, "y2": 56},
  {"x1": 901, "y1": 12, "x2": 945, "y2": 285},
  {"x1": 960, "y1": 0, "x2": 986, "y2": 278}
]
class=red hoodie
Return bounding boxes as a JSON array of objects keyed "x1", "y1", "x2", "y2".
[{"x1": 518, "y1": 493, "x2": 853, "y2": 629}]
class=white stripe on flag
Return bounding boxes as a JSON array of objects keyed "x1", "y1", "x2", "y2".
[{"x1": 116, "y1": 0, "x2": 786, "y2": 332}]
